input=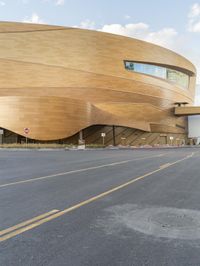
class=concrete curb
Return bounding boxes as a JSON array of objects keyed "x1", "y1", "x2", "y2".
[{"x1": 0, "y1": 146, "x2": 199, "y2": 151}]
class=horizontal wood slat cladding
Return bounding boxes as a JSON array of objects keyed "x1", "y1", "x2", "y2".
[
  {"x1": 0, "y1": 22, "x2": 196, "y2": 141},
  {"x1": 175, "y1": 106, "x2": 200, "y2": 116}
]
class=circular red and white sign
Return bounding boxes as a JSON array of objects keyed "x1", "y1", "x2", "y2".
[{"x1": 24, "y1": 127, "x2": 30, "y2": 134}]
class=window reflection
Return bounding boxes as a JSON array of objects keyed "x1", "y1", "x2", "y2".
[{"x1": 124, "y1": 61, "x2": 189, "y2": 89}]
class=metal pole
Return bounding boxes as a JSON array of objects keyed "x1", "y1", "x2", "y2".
[{"x1": 112, "y1": 125, "x2": 116, "y2": 146}]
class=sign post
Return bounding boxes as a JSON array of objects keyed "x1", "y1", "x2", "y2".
[
  {"x1": 24, "y1": 128, "x2": 30, "y2": 146},
  {"x1": 169, "y1": 136, "x2": 174, "y2": 146},
  {"x1": 101, "y1": 132, "x2": 106, "y2": 146},
  {"x1": 0, "y1": 129, "x2": 3, "y2": 145},
  {"x1": 121, "y1": 137, "x2": 126, "y2": 146}
]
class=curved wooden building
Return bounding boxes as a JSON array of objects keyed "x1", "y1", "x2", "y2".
[{"x1": 0, "y1": 22, "x2": 196, "y2": 145}]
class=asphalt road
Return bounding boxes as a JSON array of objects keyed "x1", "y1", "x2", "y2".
[{"x1": 1, "y1": 148, "x2": 200, "y2": 266}]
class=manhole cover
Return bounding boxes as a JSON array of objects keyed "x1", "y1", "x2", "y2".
[{"x1": 151, "y1": 212, "x2": 196, "y2": 229}]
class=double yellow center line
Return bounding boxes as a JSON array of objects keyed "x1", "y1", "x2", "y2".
[
  {"x1": 0, "y1": 210, "x2": 59, "y2": 241},
  {"x1": 0, "y1": 152, "x2": 195, "y2": 242}
]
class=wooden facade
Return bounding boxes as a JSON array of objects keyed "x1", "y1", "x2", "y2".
[{"x1": 0, "y1": 22, "x2": 196, "y2": 142}]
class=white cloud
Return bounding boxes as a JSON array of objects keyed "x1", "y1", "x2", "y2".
[
  {"x1": 101, "y1": 23, "x2": 149, "y2": 39},
  {"x1": 0, "y1": 1, "x2": 5, "y2": 6},
  {"x1": 74, "y1": 19, "x2": 96, "y2": 30},
  {"x1": 100, "y1": 23, "x2": 177, "y2": 47},
  {"x1": 189, "y1": 3, "x2": 200, "y2": 18},
  {"x1": 23, "y1": 13, "x2": 45, "y2": 24},
  {"x1": 145, "y1": 28, "x2": 177, "y2": 47},
  {"x1": 188, "y1": 3, "x2": 200, "y2": 32},
  {"x1": 55, "y1": 0, "x2": 65, "y2": 5},
  {"x1": 190, "y1": 21, "x2": 200, "y2": 32}
]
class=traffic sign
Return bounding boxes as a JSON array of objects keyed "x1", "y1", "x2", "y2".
[{"x1": 24, "y1": 128, "x2": 30, "y2": 134}]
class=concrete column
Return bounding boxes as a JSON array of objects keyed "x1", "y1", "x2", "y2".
[
  {"x1": 79, "y1": 130, "x2": 83, "y2": 141},
  {"x1": 78, "y1": 130, "x2": 85, "y2": 145}
]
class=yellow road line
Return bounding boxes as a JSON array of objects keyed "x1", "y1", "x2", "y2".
[
  {"x1": 0, "y1": 154, "x2": 164, "y2": 188},
  {"x1": 0, "y1": 209, "x2": 59, "y2": 236},
  {"x1": 0, "y1": 152, "x2": 194, "y2": 242}
]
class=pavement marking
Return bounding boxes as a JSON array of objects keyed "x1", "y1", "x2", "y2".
[
  {"x1": 160, "y1": 163, "x2": 171, "y2": 169},
  {"x1": 0, "y1": 209, "x2": 59, "y2": 237},
  {"x1": 0, "y1": 152, "x2": 194, "y2": 242},
  {"x1": 0, "y1": 210, "x2": 61, "y2": 242},
  {"x1": 0, "y1": 153, "x2": 164, "y2": 188}
]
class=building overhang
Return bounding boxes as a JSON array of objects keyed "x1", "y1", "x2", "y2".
[{"x1": 175, "y1": 106, "x2": 200, "y2": 116}]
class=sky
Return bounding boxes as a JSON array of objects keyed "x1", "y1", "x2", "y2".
[{"x1": 0, "y1": 0, "x2": 200, "y2": 89}]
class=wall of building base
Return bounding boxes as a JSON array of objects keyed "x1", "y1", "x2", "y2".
[
  {"x1": 1, "y1": 126, "x2": 190, "y2": 146},
  {"x1": 76, "y1": 125, "x2": 189, "y2": 146}
]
